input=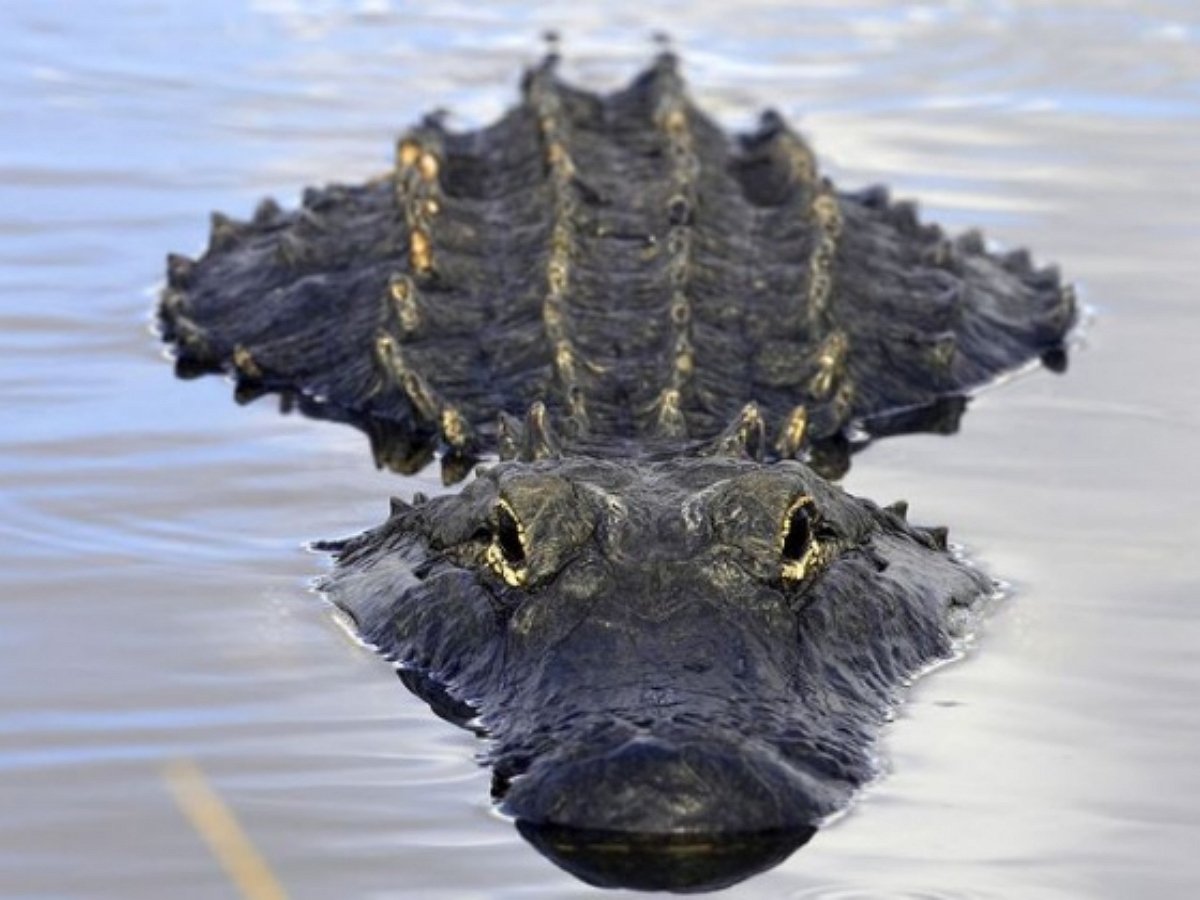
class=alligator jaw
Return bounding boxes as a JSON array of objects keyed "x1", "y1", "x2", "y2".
[{"x1": 497, "y1": 715, "x2": 836, "y2": 891}]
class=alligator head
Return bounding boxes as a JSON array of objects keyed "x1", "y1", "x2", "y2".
[{"x1": 322, "y1": 422, "x2": 991, "y2": 888}]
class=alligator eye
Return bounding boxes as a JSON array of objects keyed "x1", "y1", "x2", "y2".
[
  {"x1": 779, "y1": 496, "x2": 825, "y2": 581},
  {"x1": 486, "y1": 499, "x2": 529, "y2": 587},
  {"x1": 496, "y1": 503, "x2": 526, "y2": 566}
]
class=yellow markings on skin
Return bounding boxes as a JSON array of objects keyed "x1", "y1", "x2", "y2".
[
  {"x1": 439, "y1": 407, "x2": 473, "y2": 451},
  {"x1": 673, "y1": 337, "x2": 694, "y2": 376},
  {"x1": 546, "y1": 256, "x2": 569, "y2": 295},
  {"x1": 652, "y1": 77, "x2": 699, "y2": 437},
  {"x1": 779, "y1": 495, "x2": 832, "y2": 583},
  {"x1": 374, "y1": 333, "x2": 434, "y2": 420},
  {"x1": 809, "y1": 330, "x2": 848, "y2": 400},
  {"x1": 830, "y1": 380, "x2": 856, "y2": 425},
  {"x1": 417, "y1": 151, "x2": 439, "y2": 184},
  {"x1": 783, "y1": 132, "x2": 817, "y2": 187},
  {"x1": 806, "y1": 178, "x2": 843, "y2": 326},
  {"x1": 374, "y1": 331, "x2": 474, "y2": 450},
  {"x1": 653, "y1": 387, "x2": 687, "y2": 438},
  {"x1": 767, "y1": 121, "x2": 840, "y2": 339},
  {"x1": 231, "y1": 345, "x2": 262, "y2": 380},
  {"x1": 394, "y1": 135, "x2": 443, "y2": 278},
  {"x1": 528, "y1": 69, "x2": 589, "y2": 428},
  {"x1": 397, "y1": 139, "x2": 421, "y2": 168},
  {"x1": 812, "y1": 190, "x2": 842, "y2": 236},
  {"x1": 388, "y1": 272, "x2": 420, "y2": 334},
  {"x1": 409, "y1": 228, "x2": 433, "y2": 275},
  {"x1": 485, "y1": 540, "x2": 528, "y2": 587},
  {"x1": 163, "y1": 759, "x2": 289, "y2": 900},
  {"x1": 546, "y1": 141, "x2": 576, "y2": 177},
  {"x1": 711, "y1": 402, "x2": 764, "y2": 457},
  {"x1": 775, "y1": 404, "x2": 809, "y2": 459},
  {"x1": 554, "y1": 341, "x2": 577, "y2": 381}
]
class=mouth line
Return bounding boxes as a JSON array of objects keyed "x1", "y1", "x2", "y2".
[
  {"x1": 494, "y1": 725, "x2": 854, "y2": 836},
  {"x1": 516, "y1": 819, "x2": 818, "y2": 847}
]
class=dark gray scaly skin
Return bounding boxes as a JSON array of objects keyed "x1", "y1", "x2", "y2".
[
  {"x1": 326, "y1": 456, "x2": 988, "y2": 829},
  {"x1": 158, "y1": 53, "x2": 1073, "y2": 888}
]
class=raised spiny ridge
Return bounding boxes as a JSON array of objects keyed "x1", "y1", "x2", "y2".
[
  {"x1": 526, "y1": 58, "x2": 591, "y2": 434},
  {"x1": 376, "y1": 130, "x2": 479, "y2": 455},
  {"x1": 648, "y1": 56, "x2": 698, "y2": 440},
  {"x1": 158, "y1": 52, "x2": 1076, "y2": 482},
  {"x1": 395, "y1": 132, "x2": 443, "y2": 277}
]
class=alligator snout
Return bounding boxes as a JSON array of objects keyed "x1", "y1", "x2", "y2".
[{"x1": 502, "y1": 731, "x2": 846, "y2": 834}]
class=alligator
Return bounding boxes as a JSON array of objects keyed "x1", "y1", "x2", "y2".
[{"x1": 158, "y1": 52, "x2": 1074, "y2": 892}]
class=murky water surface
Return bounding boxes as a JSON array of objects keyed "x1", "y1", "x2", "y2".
[{"x1": 1, "y1": 1, "x2": 1198, "y2": 897}]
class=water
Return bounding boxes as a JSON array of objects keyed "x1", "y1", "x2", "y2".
[{"x1": 1, "y1": 1, "x2": 1197, "y2": 897}]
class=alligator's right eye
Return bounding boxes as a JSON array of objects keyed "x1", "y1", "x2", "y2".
[
  {"x1": 486, "y1": 499, "x2": 529, "y2": 587},
  {"x1": 781, "y1": 501, "x2": 813, "y2": 563},
  {"x1": 779, "y1": 495, "x2": 830, "y2": 582}
]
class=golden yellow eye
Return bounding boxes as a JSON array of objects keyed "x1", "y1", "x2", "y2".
[
  {"x1": 779, "y1": 495, "x2": 826, "y2": 581},
  {"x1": 485, "y1": 499, "x2": 529, "y2": 587}
]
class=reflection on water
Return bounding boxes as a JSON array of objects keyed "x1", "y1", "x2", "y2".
[
  {"x1": 1, "y1": 1, "x2": 1198, "y2": 898},
  {"x1": 516, "y1": 822, "x2": 817, "y2": 892}
]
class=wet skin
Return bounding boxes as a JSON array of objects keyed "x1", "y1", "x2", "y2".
[
  {"x1": 158, "y1": 51, "x2": 1072, "y2": 889},
  {"x1": 323, "y1": 454, "x2": 991, "y2": 836}
]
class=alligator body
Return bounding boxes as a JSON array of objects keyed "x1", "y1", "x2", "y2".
[{"x1": 160, "y1": 53, "x2": 1073, "y2": 891}]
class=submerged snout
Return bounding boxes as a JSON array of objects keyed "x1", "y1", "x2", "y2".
[{"x1": 502, "y1": 731, "x2": 846, "y2": 835}]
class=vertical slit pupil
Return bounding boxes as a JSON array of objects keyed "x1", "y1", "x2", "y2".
[
  {"x1": 496, "y1": 507, "x2": 526, "y2": 566},
  {"x1": 782, "y1": 506, "x2": 812, "y2": 561}
]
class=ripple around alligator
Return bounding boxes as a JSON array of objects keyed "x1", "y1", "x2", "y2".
[{"x1": 0, "y1": 2, "x2": 1197, "y2": 899}]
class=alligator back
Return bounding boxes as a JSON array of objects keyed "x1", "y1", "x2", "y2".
[{"x1": 160, "y1": 53, "x2": 1073, "y2": 478}]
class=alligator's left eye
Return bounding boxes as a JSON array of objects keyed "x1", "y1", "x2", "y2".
[
  {"x1": 779, "y1": 495, "x2": 828, "y2": 581},
  {"x1": 485, "y1": 499, "x2": 529, "y2": 587}
]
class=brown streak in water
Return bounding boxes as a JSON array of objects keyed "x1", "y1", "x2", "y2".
[{"x1": 163, "y1": 759, "x2": 290, "y2": 900}]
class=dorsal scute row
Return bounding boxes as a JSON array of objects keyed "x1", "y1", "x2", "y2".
[{"x1": 159, "y1": 53, "x2": 1076, "y2": 483}]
